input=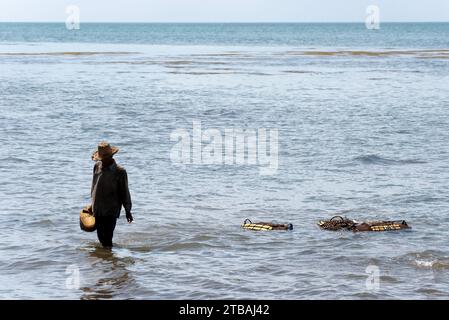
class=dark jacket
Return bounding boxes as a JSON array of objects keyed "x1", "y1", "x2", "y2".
[{"x1": 91, "y1": 160, "x2": 132, "y2": 218}]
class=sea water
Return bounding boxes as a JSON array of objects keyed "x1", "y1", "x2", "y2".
[{"x1": 0, "y1": 23, "x2": 449, "y2": 299}]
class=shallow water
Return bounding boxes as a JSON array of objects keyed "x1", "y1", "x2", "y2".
[{"x1": 1, "y1": 23, "x2": 449, "y2": 299}]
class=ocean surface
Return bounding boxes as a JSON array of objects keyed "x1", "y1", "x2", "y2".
[{"x1": 0, "y1": 23, "x2": 449, "y2": 299}]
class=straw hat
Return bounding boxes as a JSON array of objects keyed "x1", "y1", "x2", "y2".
[{"x1": 91, "y1": 141, "x2": 119, "y2": 161}]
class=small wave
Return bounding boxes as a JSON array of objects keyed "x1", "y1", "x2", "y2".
[
  {"x1": 414, "y1": 259, "x2": 449, "y2": 270},
  {"x1": 164, "y1": 60, "x2": 194, "y2": 65},
  {"x1": 282, "y1": 49, "x2": 449, "y2": 58},
  {"x1": 0, "y1": 156, "x2": 30, "y2": 164},
  {"x1": 190, "y1": 53, "x2": 252, "y2": 57},
  {"x1": 417, "y1": 55, "x2": 449, "y2": 59},
  {"x1": 380, "y1": 275, "x2": 401, "y2": 283},
  {"x1": 166, "y1": 60, "x2": 229, "y2": 66},
  {"x1": 167, "y1": 71, "x2": 262, "y2": 75},
  {"x1": 248, "y1": 72, "x2": 272, "y2": 76},
  {"x1": 283, "y1": 70, "x2": 319, "y2": 74},
  {"x1": 402, "y1": 251, "x2": 449, "y2": 270},
  {"x1": 415, "y1": 288, "x2": 448, "y2": 296},
  {"x1": 353, "y1": 154, "x2": 426, "y2": 166},
  {"x1": 0, "y1": 51, "x2": 139, "y2": 56},
  {"x1": 415, "y1": 259, "x2": 436, "y2": 268},
  {"x1": 200, "y1": 61, "x2": 229, "y2": 65},
  {"x1": 95, "y1": 60, "x2": 159, "y2": 65},
  {"x1": 193, "y1": 205, "x2": 223, "y2": 211},
  {"x1": 23, "y1": 218, "x2": 56, "y2": 228},
  {"x1": 160, "y1": 241, "x2": 217, "y2": 252},
  {"x1": 168, "y1": 71, "x2": 230, "y2": 75}
]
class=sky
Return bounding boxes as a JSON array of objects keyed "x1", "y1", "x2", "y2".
[{"x1": 0, "y1": 0, "x2": 448, "y2": 22}]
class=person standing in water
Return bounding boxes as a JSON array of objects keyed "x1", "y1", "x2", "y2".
[{"x1": 91, "y1": 141, "x2": 133, "y2": 248}]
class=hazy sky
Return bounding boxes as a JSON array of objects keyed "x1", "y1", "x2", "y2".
[{"x1": 0, "y1": 0, "x2": 448, "y2": 22}]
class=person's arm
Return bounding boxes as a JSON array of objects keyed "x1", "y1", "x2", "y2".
[
  {"x1": 89, "y1": 163, "x2": 100, "y2": 212},
  {"x1": 91, "y1": 162, "x2": 98, "y2": 197},
  {"x1": 120, "y1": 170, "x2": 133, "y2": 222}
]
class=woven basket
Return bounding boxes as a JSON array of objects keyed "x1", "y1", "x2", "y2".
[
  {"x1": 80, "y1": 206, "x2": 96, "y2": 232},
  {"x1": 242, "y1": 219, "x2": 293, "y2": 231}
]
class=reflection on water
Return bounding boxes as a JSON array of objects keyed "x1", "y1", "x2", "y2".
[{"x1": 80, "y1": 246, "x2": 136, "y2": 300}]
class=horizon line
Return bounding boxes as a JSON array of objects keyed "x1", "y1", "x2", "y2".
[{"x1": 0, "y1": 20, "x2": 448, "y2": 24}]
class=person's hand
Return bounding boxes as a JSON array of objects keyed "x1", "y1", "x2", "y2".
[{"x1": 126, "y1": 212, "x2": 134, "y2": 223}]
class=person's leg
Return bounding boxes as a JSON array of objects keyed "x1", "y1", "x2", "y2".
[
  {"x1": 96, "y1": 216, "x2": 107, "y2": 247},
  {"x1": 96, "y1": 216, "x2": 117, "y2": 247},
  {"x1": 100, "y1": 216, "x2": 117, "y2": 248}
]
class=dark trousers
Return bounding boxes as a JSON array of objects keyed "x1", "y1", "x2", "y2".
[{"x1": 96, "y1": 216, "x2": 117, "y2": 247}]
